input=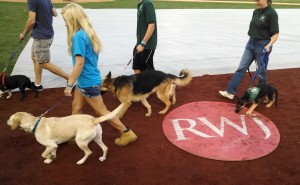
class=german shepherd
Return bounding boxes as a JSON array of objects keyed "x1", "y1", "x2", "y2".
[
  {"x1": 235, "y1": 83, "x2": 278, "y2": 117},
  {"x1": 100, "y1": 69, "x2": 192, "y2": 118}
]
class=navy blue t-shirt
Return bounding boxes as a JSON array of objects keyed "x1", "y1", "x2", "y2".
[{"x1": 28, "y1": 0, "x2": 54, "y2": 39}]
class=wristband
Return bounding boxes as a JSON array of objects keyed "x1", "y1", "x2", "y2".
[
  {"x1": 141, "y1": 41, "x2": 146, "y2": 47},
  {"x1": 66, "y1": 82, "x2": 74, "y2": 89}
]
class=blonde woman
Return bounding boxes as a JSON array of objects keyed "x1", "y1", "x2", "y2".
[{"x1": 62, "y1": 3, "x2": 137, "y2": 146}]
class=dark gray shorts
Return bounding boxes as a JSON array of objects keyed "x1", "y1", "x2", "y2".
[{"x1": 31, "y1": 38, "x2": 53, "y2": 63}]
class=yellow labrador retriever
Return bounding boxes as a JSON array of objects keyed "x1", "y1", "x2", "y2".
[{"x1": 7, "y1": 104, "x2": 124, "y2": 165}]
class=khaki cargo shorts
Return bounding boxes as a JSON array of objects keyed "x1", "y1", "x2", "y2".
[{"x1": 31, "y1": 38, "x2": 53, "y2": 64}]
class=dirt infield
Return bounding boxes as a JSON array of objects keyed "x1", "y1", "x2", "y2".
[{"x1": 0, "y1": 68, "x2": 299, "y2": 185}]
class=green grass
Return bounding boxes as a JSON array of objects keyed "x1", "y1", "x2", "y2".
[{"x1": 0, "y1": 0, "x2": 299, "y2": 75}]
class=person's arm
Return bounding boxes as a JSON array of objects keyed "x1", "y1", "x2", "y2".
[
  {"x1": 64, "y1": 55, "x2": 84, "y2": 97},
  {"x1": 136, "y1": 23, "x2": 155, "y2": 53},
  {"x1": 265, "y1": 33, "x2": 279, "y2": 52},
  {"x1": 19, "y1": 11, "x2": 36, "y2": 40},
  {"x1": 52, "y1": 7, "x2": 58, "y2": 17}
]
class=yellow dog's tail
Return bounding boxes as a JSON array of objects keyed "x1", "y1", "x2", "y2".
[
  {"x1": 172, "y1": 69, "x2": 192, "y2": 87},
  {"x1": 93, "y1": 104, "x2": 124, "y2": 124}
]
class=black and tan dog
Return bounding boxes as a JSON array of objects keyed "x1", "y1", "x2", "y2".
[
  {"x1": 0, "y1": 74, "x2": 38, "y2": 101},
  {"x1": 100, "y1": 69, "x2": 192, "y2": 117},
  {"x1": 235, "y1": 83, "x2": 278, "y2": 117}
]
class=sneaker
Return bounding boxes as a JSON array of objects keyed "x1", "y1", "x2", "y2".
[
  {"x1": 32, "y1": 82, "x2": 44, "y2": 91},
  {"x1": 115, "y1": 128, "x2": 137, "y2": 146},
  {"x1": 219, "y1": 90, "x2": 234, "y2": 100}
]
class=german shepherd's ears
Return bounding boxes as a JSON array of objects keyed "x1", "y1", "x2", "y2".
[{"x1": 106, "y1": 71, "x2": 111, "y2": 80}]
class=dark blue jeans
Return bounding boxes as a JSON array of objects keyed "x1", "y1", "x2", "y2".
[{"x1": 226, "y1": 38, "x2": 271, "y2": 94}]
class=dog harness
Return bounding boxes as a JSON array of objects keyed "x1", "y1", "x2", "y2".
[
  {"x1": 32, "y1": 117, "x2": 42, "y2": 134},
  {"x1": 247, "y1": 87, "x2": 261, "y2": 102}
]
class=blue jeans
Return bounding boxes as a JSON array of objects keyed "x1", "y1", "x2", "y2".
[{"x1": 226, "y1": 38, "x2": 271, "y2": 94}]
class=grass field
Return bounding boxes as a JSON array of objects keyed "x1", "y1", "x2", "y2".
[{"x1": 0, "y1": 0, "x2": 299, "y2": 75}]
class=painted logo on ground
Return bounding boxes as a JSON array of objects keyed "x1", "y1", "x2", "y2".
[{"x1": 162, "y1": 101, "x2": 280, "y2": 161}]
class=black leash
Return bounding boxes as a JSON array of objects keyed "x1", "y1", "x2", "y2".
[{"x1": 123, "y1": 52, "x2": 137, "y2": 71}]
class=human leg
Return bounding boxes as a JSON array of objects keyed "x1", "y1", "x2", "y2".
[
  {"x1": 35, "y1": 38, "x2": 70, "y2": 81},
  {"x1": 80, "y1": 85, "x2": 137, "y2": 146},
  {"x1": 145, "y1": 49, "x2": 155, "y2": 71},
  {"x1": 40, "y1": 62, "x2": 70, "y2": 80},
  {"x1": 132, "y1": 48, "x2": 154, "y2": 74},
  {"x1": 220, "y1": 40, "x2": 255, "y2": 99},
  {"x1": 31, "y1": 41, "x2": 43, "y2": 86},
  {"x1": 86, "y1": 96, "x2": 137, "y2": 146},
  {"x1": 71, "y1": 87, "x2": 85, "y2": 115},
  {"x1": 226, "y1": 41, "x2": 255, "y2": 94}
]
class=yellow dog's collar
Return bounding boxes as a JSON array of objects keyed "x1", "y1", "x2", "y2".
[{"x1": 32, "y1": 117, "x2": 42, "y2": 134}]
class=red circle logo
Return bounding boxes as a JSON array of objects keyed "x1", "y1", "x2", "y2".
[{"x1": 162, "y1": 101, "x2": 280, "y2": 161}]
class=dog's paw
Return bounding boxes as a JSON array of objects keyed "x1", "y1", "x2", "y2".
[
  {"x1": 145, "y1": 113, "x2": 151, "y2": 117},
  {"x1": 76, "y1": 159, "x2": 86, "y2": 165},
  {"x1": 99, "y1": 157, "x2": 106, "y2": 162},
  {"x1": 44, "y1": 159, "x2": 53, "y2": 164},
  {"x1": 159, "y1": 110, "x2": 167, "y2": 114},
  {"x1": 6, "y1": 95, "x2": 12, "y2": 99},
  {"x1": 246, "y1": 112, "x2": 257, "y2": 117}
]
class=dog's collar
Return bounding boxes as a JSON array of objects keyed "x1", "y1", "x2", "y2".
[
  {"x1": 1, "y1": 73, "x2": 6, "y2": 91},
  {"x1": 32, "y1": 116, "x2": 42, "y2": 134}
]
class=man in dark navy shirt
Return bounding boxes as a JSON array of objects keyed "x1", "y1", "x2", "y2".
[{"x1": 20, "y1": 0, "x2": 69, "y2": 91}]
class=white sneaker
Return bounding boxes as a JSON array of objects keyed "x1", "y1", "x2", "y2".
[{"x1": 219, "y1": 90, "x2": 234, "y2": 100}]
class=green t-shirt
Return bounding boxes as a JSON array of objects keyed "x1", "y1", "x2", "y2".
[
  {"x1": 136, "y1": 0, "x2": 157, "y2": 49},
  {"x1": 248, "y1": 5, "x2": 279, "y2": 39}
]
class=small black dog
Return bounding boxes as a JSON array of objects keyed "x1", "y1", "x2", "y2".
[
  {"x1": 0, "y1": 74, "x2": 38, "y2": 101},
  {"x1": 235, "y1": 83, "x2": 278, "y2": 117}
]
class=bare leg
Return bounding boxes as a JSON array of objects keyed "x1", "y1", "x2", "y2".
[
  {"x1": 32, "y1": 56, "x2": 43, "y2": 85},
  {"x1": 85, "y1": 95, "x2": 127, "y2": 132},
  {"x1": 41, "y1": 63, "x2": 69, "y2": 80},
  {"x1": 72, "y1": 88, "x2": 85, "y2": 115}
]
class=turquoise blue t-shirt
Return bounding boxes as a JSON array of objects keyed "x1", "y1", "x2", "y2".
[{"x1": 72, "y1": 29, "x2": 101, "y2": 88}]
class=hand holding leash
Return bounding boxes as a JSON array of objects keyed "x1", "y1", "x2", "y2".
[
  {"x1": 64, "y1": 82, "x2": 75, "y2": 97},
  {"x1": 19, "y1": 32, "x2": 26, "y2": 40},
  {"x1": 264, "y1": 44, "x2": 272, "y2": 53}
]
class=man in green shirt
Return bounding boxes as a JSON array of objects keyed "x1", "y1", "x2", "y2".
[{"x1": 133, "y1": 0, "x2": 157, "y2": 74}]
